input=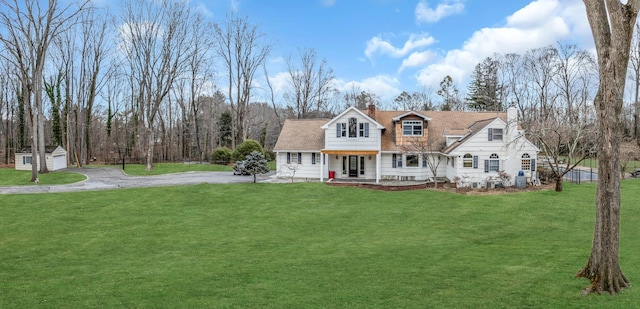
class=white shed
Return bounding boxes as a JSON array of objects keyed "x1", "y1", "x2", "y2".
[{"x1": 15, "y1": 146, "x2": 67, "y2": 171}]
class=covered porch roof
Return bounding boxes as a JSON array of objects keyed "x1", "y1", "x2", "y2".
[{"x1": 321, "y1": 150, "x2": 379, "y2": 155}]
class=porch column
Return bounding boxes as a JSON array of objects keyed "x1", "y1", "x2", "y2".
[
  {"x1": 376, "y1": 152, "x2": 381, "y2": 183},
  {"x1": 320, "y1": 153, "x2": 324, "y2": 182}
]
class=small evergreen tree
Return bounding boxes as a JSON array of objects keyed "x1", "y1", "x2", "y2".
[{"x1": 236, "y1": 150, "x2": 270, "y2": 183}]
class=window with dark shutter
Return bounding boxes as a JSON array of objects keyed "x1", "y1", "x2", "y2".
[
  {"x1": 392, "y1": 154, "x2": 397, "y2": 168},
  {"x1": 287, "y1": 152, "x2": 291, "y2": 164},
  {"x1": 297, "y1": 153, "x2": 302, "y2": 164},
  {"x1": 484, "y1": 160, "x2": 489, "y2": 172}
]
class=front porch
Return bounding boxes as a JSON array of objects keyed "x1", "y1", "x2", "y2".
[{"x1": 321, "y1": 149, "x2": 380, "y2": 183}]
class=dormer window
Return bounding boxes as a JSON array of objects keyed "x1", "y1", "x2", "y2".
[
  {"x1": 402, "y1": 120, "x2": 423, "y2": 136},
  {"x1": 488, "y1": 128, "x2": 503, "y2": 141}
]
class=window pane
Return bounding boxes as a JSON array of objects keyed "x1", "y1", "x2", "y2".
[
  {"x1": 463, "y1": 153, "x2": 473, "y2": 168},
  {"x1": 349, "y1": 118, "x2": 357, "y2": 138},
  {"x1": 406, "y1": 155, "x2": 419, "y2": 167}
]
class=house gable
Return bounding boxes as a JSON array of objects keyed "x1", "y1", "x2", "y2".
[
  {"x1": 321, "y1": 106, "x2": 384, "y2": 130},
  {"x1": 323, "y1": 107, "x2": 382, "y2": 152}
]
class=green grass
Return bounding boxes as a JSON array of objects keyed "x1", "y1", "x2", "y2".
[
  {"x1": 0, "y1": 169, "x2": 86, "y2": 186},
  {"x1": 2, "y1": 181, "x2": 640, "y2": 308},
  {"x1": 84, "y1": 162, "x2": 234, "y2": 176}
]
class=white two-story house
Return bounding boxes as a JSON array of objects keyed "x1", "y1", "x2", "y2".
[{"x1": 273, "y1": 104, "x2": 539, "y2": 187}]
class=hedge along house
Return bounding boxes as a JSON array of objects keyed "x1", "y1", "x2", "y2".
[
  {"x1": 273, "y1": 105, "x2": 539, "y2": 187},
  {"x1": 15, "y1": 146, "x2": 68, "y2": 171}
]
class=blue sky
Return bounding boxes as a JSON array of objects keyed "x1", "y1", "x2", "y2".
[{"x1": 96, "y1": 0, "x2": 593, "y2": 103}]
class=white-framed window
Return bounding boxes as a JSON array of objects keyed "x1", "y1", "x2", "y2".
[
  {"x1": 488, "y1": 128, "x2": 503, "y2": 141},
  {"x1": 359, "y1": 122, "x2": 369, "y2": 137},
  {"x1": 342, "y1": 156, "x2": 348, "y2": 174},
  {"x1": 463, "y1": 153, "x2": 473, "y2": 168},
  {"x1": 406, "y1": 154, "x2": 419, "y2": 167},
  {"x1": 336, "y1": 122, "x2": 347, "y2": 137},
  {"x1": 392, "y1": 153, "x2": 402, "y2": 168},
  {"x1": 402, "y1": 120, "x2": 423, "y2": 136},
  {"x1": 521, "y1": 153, "x2": 531, "y2": 171},
  {"x1": 287, "y1": 152, "x2": 302, "y2": 164},
  {"x1": 349, "y1": 117, "x2": 357, "y2": 138},
  {"x1": 485, "y1": 153, "x2": 500, "y2": 172},
  {"x1": 23, "y1": 156, "x2": 32, "y2": 165}
]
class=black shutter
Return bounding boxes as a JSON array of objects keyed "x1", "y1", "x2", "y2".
[
  {"x1": 287, "y1": 152, "x2": 291, "y2": 164},
  {"x1": 484, "y1": 160, "x2": 489, "y2": 172},
  {"x1": 488, "y1": 128, "x2": 493, "y2": 141},
  {"x1": 531, "y1": 159, "x2": 536, "y2": 172},
  {"x1": 336, "y1": 123, "x2": 341, "y2": 138},
  {"x1": 473, "y1": 156, "x2": 478, "y2": 169},
  {"x1": 398, "y1": 155, "x2": 403, "y2": 168},
  {"x1": 312, "y1": 153, "x2": 316, "y2": 164},
  {"x1": 392, "y1": 154, "x2": 397, "y2": 168},
  {"x1": 365, "y1": 123, "x2": 369, "y2": 137},
  {"x1": 297, "y1": 152, "x2": 302, "y2": 164}
]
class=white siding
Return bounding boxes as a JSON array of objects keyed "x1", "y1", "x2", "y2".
[
  {"x1": 275, "y1": 151, "x2": 322, "y2": 179},
  {"x1": 448, "y1": 119, "x2": 538, "y2": 187},
  {"x1": 324, "y1": 110, "x2": 380, "y2": 151},
  {"x1": 379, "y1": 153, "x2": 447, "y2": 181}
]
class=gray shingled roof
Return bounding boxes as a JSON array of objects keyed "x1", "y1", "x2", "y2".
[
  {"x1": 273, "y1": 110, "x2": 508, "y2": 153},
  {"x1": 273, "y1": 119, "x2": 329, "y2": 151}
]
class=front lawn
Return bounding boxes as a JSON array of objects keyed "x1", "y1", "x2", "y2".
[
  {"x1": 1, "y1": 181, "x2": 640, "y2": 308},
  {"x1": 107, "y1": 162, "x2": 234, "y2": 176},
  {"x1": 0, "y1": 169, "x2": 86, "y2": 186}
]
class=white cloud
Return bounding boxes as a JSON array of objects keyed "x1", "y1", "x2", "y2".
[
  {"x1": 399, "y1": 50, "x2": 436, "y2": 73},
  {"x1": 365, "y1": 33, "x2": 436, "y2": 60},
  {"x1": 416, "y1": 0, "x2": 590, "y2": 90},
  {"x1": 334, "y1": 75, "x2": 402, "y2": 102},
  {"x1": 230, "y1": 0, "x2": 239, "y2": 13},
  {"x1": 415, "y1": 0, "x2": 464, "y2": 24},
  {"x1": 194, "y1": 3, "x2": 214, "y2": 17}
]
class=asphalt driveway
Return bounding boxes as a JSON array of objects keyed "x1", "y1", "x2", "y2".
[{"x1": 0, "y1": 168, "x2": 272, "y2": 194}]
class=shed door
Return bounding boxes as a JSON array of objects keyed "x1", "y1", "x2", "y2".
[{"x1": 53, "y1": 155, "x2": 66, "y2": 170}]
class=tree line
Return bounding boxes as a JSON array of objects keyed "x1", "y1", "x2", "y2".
[{"x1": 2, "y1": 0, "x2": 640, "y2": 178}]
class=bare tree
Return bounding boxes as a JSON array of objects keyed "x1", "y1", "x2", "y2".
[
  {"x1": 524, "y1": 46, "x2": 559, "y2": 122},
  {"x1": 436, "y1": 75, "x2": 463, "y2": 111},
  {"x1": 576, "y1": 0, "x2": 640, "y2": 295},
  {"x1": 552, "y1": 42, "x2": 597, "y2": 124},
  {"x1": 401, "y1": 138, "x2": 442, "y2": 188},
  {"x1": 213, "y1": 14, "x2": 272, "y2": 148},
  {"x1": 0, "y1": 0, "x2": 89, "y2": 179},
  {"x1": 394, "y1": 89, "x2": 436, "y2": 111},
  {"x1": 526, "y1": 118, "x2": 595, "y2": 192},
  {"x1": 285, "y1": 47, "x2": 335, "y2": 119},
  {"x1": 118, "y1": 0, "x2": 194, "y2": 170}
]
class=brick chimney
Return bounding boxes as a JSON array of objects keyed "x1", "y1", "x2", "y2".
[{"x1": 368, "y1": 104, "x2": 376, "y2": 120}]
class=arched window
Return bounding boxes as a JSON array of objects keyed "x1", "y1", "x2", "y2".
[
  {"x1": 487, "y1": 153, "x2": 500, "y2": 172},
  {"x1": 463, "y1": 153, "x2": 473, "y2": 167},
  {"x1": 521, "y1": 153, "x2": 531, "y2": 170}
]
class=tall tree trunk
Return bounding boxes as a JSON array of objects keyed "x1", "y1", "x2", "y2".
[
  {"x1": 575, "y1": 79, "x2": 629, "y2": 294},
  {"x1": 577, "y1": 0, "x2": 639, "y2": 295}
]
